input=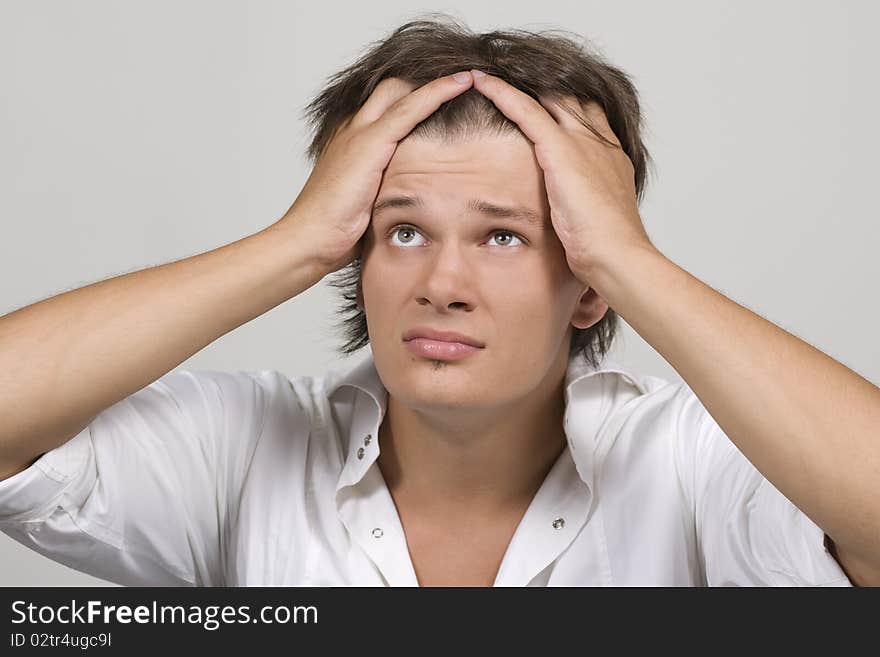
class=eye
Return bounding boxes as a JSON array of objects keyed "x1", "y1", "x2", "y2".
[
  {"x1": 389, "y1": 225, "x2": 427, "y2": 247},
  {"x1": 487, "y1": 230, "x2": 523, "y2": 248},
  {"x1": 388, "y1": 225, "x2": 524, "y2": 248}
]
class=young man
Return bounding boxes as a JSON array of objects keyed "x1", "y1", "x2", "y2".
[{"x1": 2, "y1": 22, "x2": 878, "y2": 585}]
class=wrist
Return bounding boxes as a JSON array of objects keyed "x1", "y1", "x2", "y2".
[
  {"x1": 579, "y1": 238, "x2": 660, "y2": 289},
  {"x1": 255, "y1": 220, "x2": 331, "y2": 295}
]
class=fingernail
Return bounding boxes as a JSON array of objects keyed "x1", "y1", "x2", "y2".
[
  {"x1": 471, "y1": 69, "x2": 487, "y2": 78},
  {"x1": 453, "y1": 71, "x2": 471, "y2": 84}
]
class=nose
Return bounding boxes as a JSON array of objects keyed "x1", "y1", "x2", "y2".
[{"x1": 415, "y1": 241, "x2": 477, "y2": 312}]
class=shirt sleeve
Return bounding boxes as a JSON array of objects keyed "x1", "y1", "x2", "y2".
[
  {"x1": 0, "y1": 368, "x2": 273, "y2": 586},
  {"x1": 673, "y1": 382, "x2": 854, "y2": 587}
]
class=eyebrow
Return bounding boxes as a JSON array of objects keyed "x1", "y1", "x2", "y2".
[{"x1": 372, "y1": 195, "x2": 546, "y2": 227}]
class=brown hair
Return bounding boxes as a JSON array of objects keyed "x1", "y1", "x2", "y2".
[{"x1": 301, "y1": 12, "x2": 655, "y2": 368}]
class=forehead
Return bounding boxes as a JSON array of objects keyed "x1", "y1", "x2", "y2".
[{"x1": 377, "y1": 133, "x2": 548, "y2": 217}]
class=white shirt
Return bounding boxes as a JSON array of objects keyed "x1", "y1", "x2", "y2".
[{"x1": 0, "y1": 350, "x2": 853, "y2": 586}]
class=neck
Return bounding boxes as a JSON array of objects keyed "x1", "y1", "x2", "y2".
[{"x1": 376, "y1": 373, "x2": 569, "y2": 518}]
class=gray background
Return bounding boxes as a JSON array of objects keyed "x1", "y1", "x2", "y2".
[{"x1": 1, "y1": 1, "x2": 877, "y2": 585}]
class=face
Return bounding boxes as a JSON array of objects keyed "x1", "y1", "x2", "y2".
[{"x1": 358, "y1": 132, "x2": 606, "y2": 414}]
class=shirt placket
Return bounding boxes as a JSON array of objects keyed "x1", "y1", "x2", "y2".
[
  {"x1": 335, "y1": 392, "x2": 419, "y2": 586},
  {"x1": 492, "y1": 444, "x2": 595, "y2": 586}
]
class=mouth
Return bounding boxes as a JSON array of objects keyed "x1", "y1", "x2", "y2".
[
  {"x1": 401, "y1": 326, "x2": 485, "y2": 362},
  {"x1": 403, "y1": 337, "x2": 483, "y2": 361},
  {"x1": 401, "y1": 326, "x2": 485, "y2": 348}
]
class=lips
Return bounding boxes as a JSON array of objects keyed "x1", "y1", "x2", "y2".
[
  {"x1": 404, "y1": 338, "x2": 481, "y2": 361},
  {"x1": 402, "y1": 326, "x2": 485, "y2": 348}
]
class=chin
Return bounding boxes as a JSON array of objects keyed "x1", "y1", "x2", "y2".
[{"x1": 394, "y1": 366, "x2": 482, "y2": 395}]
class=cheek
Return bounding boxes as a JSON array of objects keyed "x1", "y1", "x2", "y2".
[
  {"x1": 359, "y1": 254, "x2": 407, "y2": 312},
  {"x1": 360, "y1": 254, "x2": 395, "y2": 286},
  {"x1": 512, "y1": 270, "x2": 582, "y2": 326},
  {"x1": 489, "y1": 269, "x2": 566, "y2": 322}
]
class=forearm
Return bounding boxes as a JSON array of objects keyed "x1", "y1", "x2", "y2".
[
  {"x1": 0, "y1": 221, "x2": 325, "y2": 478},
  {"x1": 585, "y1": 244, "x2": 880, "y2": 567}
]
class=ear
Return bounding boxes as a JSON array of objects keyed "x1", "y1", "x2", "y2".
[{"x1": 570, "y1": 286, "x2": 609, "y2": 330}]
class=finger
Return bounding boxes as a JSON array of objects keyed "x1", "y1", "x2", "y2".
[
  {"x1": 580, "y1": 100, "x2": 622, "y2": 146},
  {"x1": 538, "y1": 93, "x2": 585, "y2": 132},
  {"x1": 470, "y1": 70, "x2": 564, "y2": 149},
  {"x1": 540, "y1": 94, "x2": 621, "y2": 147},
  {"x1": 366, "y1": 71, "x2": 475, "y2": 142},
  {"x1": 351, "y1": 77, "x2": 420, "y2": 127}
]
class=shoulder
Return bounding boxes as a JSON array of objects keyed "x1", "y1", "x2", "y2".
[
  {"x1": 576, "y1": 358, "x2": 692, "y2": 425},
  {"x1": 604, "y1": 363, "x2": 709, "y2": 430},
  {"x1": 570, "y1": 361, "x2": 713, "y2": 470},
  {"x1": 163, "y1": 367, "x2": 321, "y2": 412}
]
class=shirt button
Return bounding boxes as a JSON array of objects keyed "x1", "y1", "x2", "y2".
[
  {"x1": 372, "y1": 527, "x2": 384, "y2": 538},
  {"x1": 364, "y1": 433, "x2": 372, "y2": 445},
  {"x1": 552, "y1": 517, "x2": 565, "y2": 530},
  {"x1": 357, "y1": 447, "x2": 365, "y2": 460}
]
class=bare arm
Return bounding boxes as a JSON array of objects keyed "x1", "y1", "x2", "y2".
[{"x1": 0, "y1": 221, "x2": 325, "y2": 480}]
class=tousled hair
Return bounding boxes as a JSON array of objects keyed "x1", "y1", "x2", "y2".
[{"x1": 302, "y1": 12, "x2": 655, "y2": 368}]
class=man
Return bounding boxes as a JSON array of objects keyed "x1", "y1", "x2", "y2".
[{"x1": 1, "y1": 18, "x2": 877, "y2": 586}]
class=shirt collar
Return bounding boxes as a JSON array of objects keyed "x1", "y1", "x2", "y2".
[{"x1": 326, "y1": 348, "x2": 650, "y2": 497}]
